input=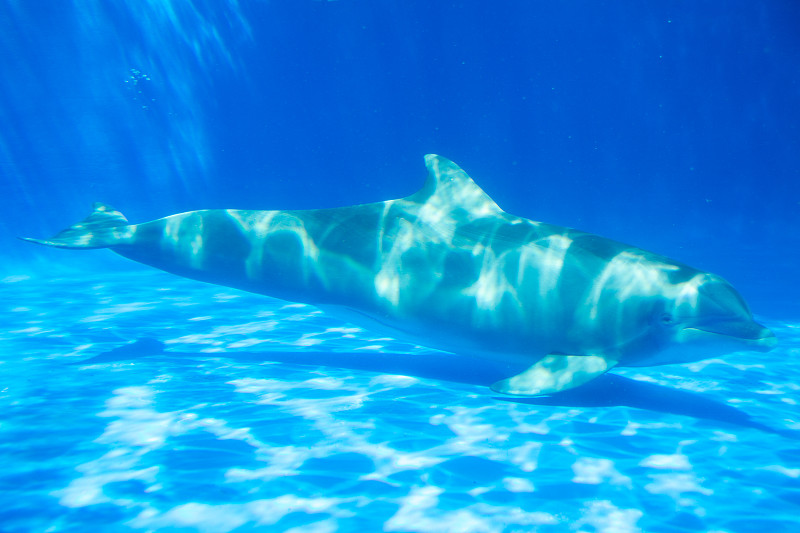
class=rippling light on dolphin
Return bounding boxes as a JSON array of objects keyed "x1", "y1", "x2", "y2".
[{"x1": 22, "y1": 155, "x2": 777, "y2": 395}]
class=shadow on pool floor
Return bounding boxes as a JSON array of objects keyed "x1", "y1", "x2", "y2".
[{"x1": 78, "y1": 337, "x2": 797, "y2": 439}]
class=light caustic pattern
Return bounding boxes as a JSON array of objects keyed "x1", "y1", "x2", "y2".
[{"x1": 0, "y1": 271, "x2": 798, "y2": 532}]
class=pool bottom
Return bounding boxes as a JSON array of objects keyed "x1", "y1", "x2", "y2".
[{"x1": 0, "y1": 270, "x2": 798, "y2": 532}]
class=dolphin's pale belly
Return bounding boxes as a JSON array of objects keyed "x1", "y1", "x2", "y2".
[{"x1": 24, "y1": 155, "x2": 777, "y2": 396}]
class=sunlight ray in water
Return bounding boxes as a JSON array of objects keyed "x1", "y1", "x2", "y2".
[{"x1": 2, "y1": 0, "x2": 798, "y2": 530}]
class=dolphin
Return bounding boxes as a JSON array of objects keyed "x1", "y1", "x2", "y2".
[{"x1": 22, "y1": 155, "x2": 777, "y2": 395}]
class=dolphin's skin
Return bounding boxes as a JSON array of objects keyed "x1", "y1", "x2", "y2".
[{"x1": 23, "y1": 155, "x2": 777, "y2": 395}]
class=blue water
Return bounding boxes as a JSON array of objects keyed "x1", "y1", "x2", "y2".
[{"x1": 1, "y1": 1, "x2": 799, "y2": 532}]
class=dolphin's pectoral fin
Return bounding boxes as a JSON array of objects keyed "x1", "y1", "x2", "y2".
[{"x1": 490, "y1": 354, "x2": 618, "y2": 396}]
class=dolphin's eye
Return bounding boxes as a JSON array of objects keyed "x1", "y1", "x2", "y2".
[{"x1": 659, "y1": 313, "x2": 677, "y2": 327}]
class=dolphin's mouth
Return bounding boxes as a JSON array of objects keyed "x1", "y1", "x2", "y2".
[{"x1": 680, "y1": 322, "x2": 778, "y2": 352}]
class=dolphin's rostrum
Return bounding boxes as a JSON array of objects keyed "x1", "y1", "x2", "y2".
[{"x1": 23, "y1": 155, "x2": 777, "y2": 395}]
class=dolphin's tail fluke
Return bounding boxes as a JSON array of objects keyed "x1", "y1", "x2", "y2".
[{"x1": 20, "y1": 203, "x2": 132, "y2": 249}]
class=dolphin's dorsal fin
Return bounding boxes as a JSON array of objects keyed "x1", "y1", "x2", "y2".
[{"x1": 406, "y1": 155, "x2": 504, "y2": 215}]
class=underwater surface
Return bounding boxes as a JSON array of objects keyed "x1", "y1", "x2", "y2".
[
  {"x1": 1, "y1": 1, "x2": 799, "y2": 531},
  {"x1": 1, "y1": 271, "x2": 799, "y2": 532}
]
